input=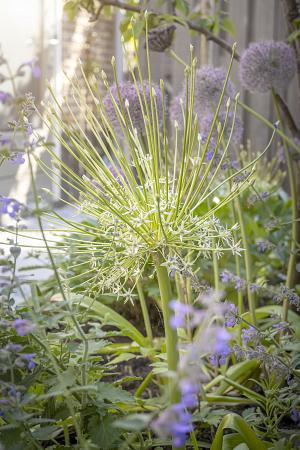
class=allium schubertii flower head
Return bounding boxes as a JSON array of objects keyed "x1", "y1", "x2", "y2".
[
  {"x1": 239, "y1": 40, "x2": 297, "y2": 93},
  {"x1": 39, "y1": 35, "x2": 256, "y2": 298}
]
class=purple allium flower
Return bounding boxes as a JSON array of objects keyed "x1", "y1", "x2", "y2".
[
  {"x1": 0, "y1": 197, "x2": 21, "y2": 218},
  {"x1": 170, "y1": 66, "x2": 243, "y2": 145},
  {"x1": 147, "y1": 24, "x2": 176, "y2": 52},
  {"x1": 239, "y1": 41, "x2": 297, "y2": 93},
  {"x1": 102, "y1": 81, "x2": 164, "y2": 138},
  {"x1": 24, "y1": 60, "x2": 41, "y2": 78},
  {"x1": 12, "y1": 319, "x2": 34, "y2": 336},
  {"x1": 193, "y1": 66, "x2": 237, "y2": 111},
  {"x1": 9, "y1": 153, "x2": 25, "y2": 165},
  {"x1": 0, "y1": 91, "x2": 11, "y2": 104}
]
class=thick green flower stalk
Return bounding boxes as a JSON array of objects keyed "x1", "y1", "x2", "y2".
[{"x1": 35, "y1": 17, "x2": 263, "y2": 407}]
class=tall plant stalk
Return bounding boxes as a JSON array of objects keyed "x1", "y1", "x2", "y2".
[
  {"x1": 235, "y1": 196, "x2": 257, "y2": 325},
  {"x1": 271, "y1": 89, "x2": 299, "y2": 322},
  {"x1": 154, "y1": 254, "x2": 180, "y2": 405},
  {"x1": 136, "y1": 279, "x2": 153, "y2": 345}
]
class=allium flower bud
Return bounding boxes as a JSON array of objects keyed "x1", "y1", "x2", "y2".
[
  {"x1": 102, "y1": 81, "x2": 164, "y2": 137},
  {"x1": 147, "y1": 24, "x2": 176, "y2": 52},
  {"x1": 239, "y1": 41, "x2": 297, "y2": 93}
]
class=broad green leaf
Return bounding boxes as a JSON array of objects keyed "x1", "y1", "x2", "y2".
[
  {"x1": 214, "y1": 360, "x2": 258, "y2": 395},
  {"x1": 211, "y1": 413, "x2": 268, "y2": 450},
  {"x1": 96, "y1": 382, "x2": 134, "y2": 404},
  {"x1": 175, "y1": 0, "x2": 189, "y2": 16},
  {"x1": 80, "y1": 296, "x2": 148, "y2": 348},
  {"x1": 88, "y1": 415, "x2": 122, "y2": 449},
  {"x1": 221, "y1": 17, "x2": 236, "y2": 36},
  {"x1": 31, "y1": 425, "x2": 62, "y2": 441},
  {"x1": 113, "y1": 413, "x2": 152, "y2": 431}
]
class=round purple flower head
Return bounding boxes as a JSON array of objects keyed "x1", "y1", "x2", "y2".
[
  {"x1": 102, "y1": 81, "x2": 164, "y2": 138},
  {"x1": 170, "y1": 66, "x2": 243, "y2": 145},
  {"x1": 193, "y1": 66, "x2": 237, "y2": 113},
  {"x1": 239, "y1": 41, "x2": 297, "y2": 93}
]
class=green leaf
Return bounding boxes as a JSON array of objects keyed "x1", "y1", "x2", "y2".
[
  {"x1": 96, "y1": 382, "x2": 134, "y2": 404},
  {"x1": 0, "y1": 428, "x2": 24, "y2": 450},
  {"x1": 113, "y1": 413, "x2": 152, "y2": 431},
  {"x1": 106, "y1": 352, "x2": 137, "y2": 365},
  {"x1": 80, "y1": 296, "x2": 148, "y2": 348},
  {"x1": 214, "y1": 360, "x2": 258, "y2": 395},
  {"x1": 288, "y1": 29, "x2": 300, "y2": 43},
  {"x1": 63, "y1": 0, "x2": 79, "y2": 21},
  {"x1": 211, "y1": 414, "x2": 268, "y2": 450},
  {"x1": 175, "y1": 0, "x2": 189, "y2": 16},
  {"x1": 221, "y1": 17, "x2": 236, "y2": 36},
  {"x1": 88, "y1": 415, "x2": 122, "y2": 449},
  {"x1": 31, "y1": 425, "x2": 62, "y2": 441}
]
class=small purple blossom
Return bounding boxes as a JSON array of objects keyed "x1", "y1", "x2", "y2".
[
  {"x1": 12, "y1": 319, "x2": 34, "y2": 336},
  {"x1": 220, "y1": 270, "x2": 231, "y2": 283},
  {"x1": 257, "y1": 239, "x2": 274, "y2": 253},
  {"x1": 291, "y1": 409, "x2": 299, "y2": 424},
  {"x1": 169, "y1": 300, "x2": 194, "y2": 329},
  {"x1": 179, "y1": 378, "x2": 198, "y2": 408},
  {"x1": 21, "y1": 353, "x2": 36, "y2": 370},
  {"x1": 210, "y1": 328, "x2": 231, "y2": 366},
  {"x1": 5, "y1": 343, "x2": 23, "y2": 352},
  {"x1": 224, "y1": 303, "x2": 240, "y2": 327},
  {"x1": 151, "y1": 403, "x2": 193, "y2": 448},
  {"x1": 239, "y1": 41, "x2": 297, "y2": 93},
  {"x1": 0, "y1": 197, "x2": 21, "y2": 218},
  {"x1": 241, "y1": 326, "x2": 260, "y2": 345},
  {"x1": 0, "y1": 91, "x2": 11, "y2": 104},
  {"x1": 9, "y1": 153, "x2": 25, "y2": 165}
]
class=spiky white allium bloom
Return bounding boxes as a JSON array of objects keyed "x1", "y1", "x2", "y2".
[{"x1": 39, "y1": 42, "x2": 261, "y2": 297}]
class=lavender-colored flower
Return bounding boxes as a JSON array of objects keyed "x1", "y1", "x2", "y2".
[
  {"x1": 239, "y1": 41, "x2": 297, "y2": 93},
  {"x1": 224, "y1": 303, "x2": 240, "y2": 327},
  {"x1": 5, "y1": 343, "x2": 23, "y2": 352},
  {"x1": 12, "y1": 319, "x2": 34, "y2": 336},
  {"x1": 193, "y1": 66, "x2": 237, "y2": 112},
  {"x1": 0, "y1": 197, "x2": 21, "y2": 218},
  {"x1": 170, "y1": 66, "x2": 243, "y2": 145},
  {"x1": 102, "y1": 81, "x2": 164, "y2": 138},
  {"x1": 257, "y1": 239, "x2": 274, "y2": 253},
  {"x1": 21, "y1": 353, "x2": 36, "y2": 370},
  {"x1": 169, "y1": 300, "x2": 194, "y2": 329},
  {"x1": 151, "y1": 403, "x2": 193, "y2": 448},
  {"x1": 0, "y1": 91, "x2": 11, "y2": 104},
  {"x1": 210, "y1": 327, "x2": 231, "y2": 366},
  {"x1": 179, "y1": 378, "x2": 198, "y2": 408},
  {"x1": 9, "y1": 153, "x2": 25, "y2": 165},
  {"x1": 147, "y1": 24, "x2": 176, "y2": 52},
  {"x1": 241, "y1": 326, "x2": 260, "y2": 345},
  {"x1": 220, "y1": 270, "x2": 231, "y2": 283}
]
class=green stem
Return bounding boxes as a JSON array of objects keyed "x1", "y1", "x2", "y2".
[
  {"x1": 212, "y1": 247, "x2": 220, "y2": 292},
  {"x1": 235, "y1": 197, "x2": 257, "y2": 325},
  {"x1": 135, "y1": 370, "x2": 154, "y2": 398},
  {"x1": 271, "y1": 89, "x2": 299, "y2": 322},
  {"x1": 238, "y1": 99, "x2": 300, "y2": 155},
  {"x1": 154, "y1": 254, "x2": 180, "y2": 404},
  {"x1": 136, "y1": 279, "x2": 153, "y2": 345},
  {"x1": 190, "y1": 430, "x2": 199, "y2": 450}
]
